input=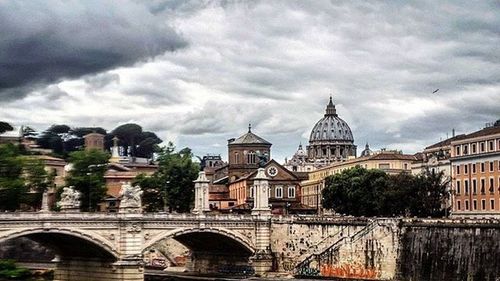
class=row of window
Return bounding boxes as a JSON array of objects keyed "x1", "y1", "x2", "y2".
[
  {"x1": 233, "y1": 151, "x2": 260, "y2": 164},
  {"x1": 454, "y1": 139, "x2": 500, "y2": 156},
  {"x1": 456, "y1": 199, "x2": 496, "y2": 211},
  {"x1": 249, "y1": 185, "x2": 296, "y2": 199},
  {"x1": 455, "y1": 177, "x2": 500, "y2": 195},
  {"x1": 455, "y1": 161, "x2": 499, "y2": 175}
]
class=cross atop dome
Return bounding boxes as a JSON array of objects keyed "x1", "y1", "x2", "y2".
[{"x1": 325, "y1": 96, "x2": 337, "y2": 116}]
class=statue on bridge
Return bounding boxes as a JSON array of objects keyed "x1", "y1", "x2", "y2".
[
  {"x1": 57, "y1": 186, "x2": 81, "y2": 212},
  {"x1": 119, "y1": 183, "x2": 143, "y2": 213}
]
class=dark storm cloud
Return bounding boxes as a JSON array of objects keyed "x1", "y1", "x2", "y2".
[{"x1": 0, "y1": 0, "x2": 187, "y2": 102}]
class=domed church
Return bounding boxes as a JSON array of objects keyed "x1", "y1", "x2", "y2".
[{"x1": 306, "y1": 97, "x2": 357, "y2": 166}]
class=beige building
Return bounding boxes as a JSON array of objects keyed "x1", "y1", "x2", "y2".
[
  {"x1": 451, "y1": 121, "x2": 500, "y2": 218},
  {"x1": 301, "y1": 150, "x2": 416, "y2": 211}
]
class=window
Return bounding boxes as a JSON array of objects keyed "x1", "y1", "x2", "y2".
[
  {"x1": 473, "y1": 200, "x2": 477, "y2": 210},
  {"x1": 275, "y1": 186, "x2": 283, "y2": 198},
  {"x1": 464, "y1": 165, "x2": 468, "y2": 174},
  {"x1": 250, "y1": 186, "x2": 254, "y2": 198},
  {"x1": 464, "y1": 180, "x2": 469, "y2": 194},
  {"x1": 491, "y1": 199, "x2": 495, "y2": 210},
  {"x1": 234, "y1": 152, "x2": 239, "y2": 163},
  {"x1": 481, "y1": 163, "x2": 485, "y2": 173},
  {"x1": 455, "y1": 146, "x2": 461, "y2": 156},
  {"x1": 247, "y1": 151, "x2": 256, "y2": 164},
  {"x1": 489, "y1": 141, "x2": 494, "y2": 151},
  {"x1": 465, "y1": 200, "x2": 469, "y2": 210},
  {"x1": 457, "y1": 200, "x2": 461, "y2": 211},
  {"x1": 404, "y1": 163, "x2": 408, "y2": 170},
  {"x1": 472, "y1": 179, "x2": 477, "y2": 194},
  {"x1": 490, "y1": 162, "x2": 494, "y2": 172},
  {"x1": 481, "y1": 199, "x2": 486, "y2": 210},
  {"x1": 480, "y1": 142, "x2": 485, "y2": 152},
  {"x1": 463, "y1": 145, "x2": 468, "y2": 155},
  {"x1": 379, "y1": 163, "x2": 390, "y2": 170},
  {"x1": 490, "y1": 178, "x2": 495, "y2": 194},
  {"x1": 288, "y1": 186, "x2": 296, "y2": 198},
  {"x1": 480, "y1": 179, "x2": 485, "y2": 194},
  {"x1": 472, "y1": 143, "x2": 477, "y2": 153},
  {"x1": 472, "y1": 164, "x2": 476, "y2": 174},
  {"x1": 228, "y1": 202, "x2": 235, "y2": 207},
  {"x1": 456, "y1": 181, "x2": 461, "y2": 194},
  {"x1": 456, "y1": 165, "x2": 460, "y2": 175}
]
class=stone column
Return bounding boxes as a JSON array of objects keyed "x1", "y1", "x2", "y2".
[
  {"x1": 252, "y1": 168, "x2": 271, "y2": 215},
  {"x1": 193, "y1": 171, "x2": 210, "y2": 214},
  {"x1": 250, "y1": 168, "x2": 273, "y2": 276}
]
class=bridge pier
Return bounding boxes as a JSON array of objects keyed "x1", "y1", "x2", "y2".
[{"x1": 53, "y1": 258, "x2": 143, "y2": 281}]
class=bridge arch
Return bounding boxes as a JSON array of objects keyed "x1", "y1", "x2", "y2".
[
  {"x1": 0, "y1": 227, "x2": 119, "y2": 260},
  {"x1": 143, "y1": 227, "x2": 255, "y2": 254}
]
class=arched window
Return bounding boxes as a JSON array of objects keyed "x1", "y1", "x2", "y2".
[
  {"x1": 247, "y1": 151, "x2": 256, "y2": 164},
  {"x1": 275, "y1": 186, "x2": 283, "y2": 198},
  {"x1": 234, "y1": 152, "x2": 239, "y2": 163},
  {"x1": 288, "y1": 186, "x2": 296, "y2": 198},
  {"x1": 250, "y1": 186, "x2": 254, "y2": 198}
]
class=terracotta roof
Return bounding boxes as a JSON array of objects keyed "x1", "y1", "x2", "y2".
[
  {"x1": 368, "y1": 153, "x2": 416, "y2": 161},
  {"x1": 30, "y1": 155, "x2": 66, "y2": 162},
  {"x1": 229, "y1": 131, "x2": 271, "y2": 145},
  {"x1": 292, "y1": 171, "x2": 309, "y2": 180},
  {"x1": 462, "y1": 124, "x2": 500, "y2": 139},
  {"x1": 425, "y1": 134, "x2": 467, "y2": 150}
]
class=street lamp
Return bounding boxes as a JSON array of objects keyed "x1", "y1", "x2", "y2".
[{"x1": 163, "y1": 180, "x2": 170, "y2": 212}]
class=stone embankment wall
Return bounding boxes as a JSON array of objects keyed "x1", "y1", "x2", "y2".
[
  {"x1": 271, "y1": 217, "x2": 500, "y2": 281},
  {"x1": 397, "y1": 219, "x2": 500, "y2": 281}
]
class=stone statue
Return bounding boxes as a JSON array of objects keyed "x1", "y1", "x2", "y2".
[
  {"x1": 256, "y1": 151, "x2": 269, "y2": 168},
  {"x1": 119, "y1": 183, "x2": 143, "y2": 211},
  {"x1": 57, "y1": 186, "x2": 81, "y2": 211}
]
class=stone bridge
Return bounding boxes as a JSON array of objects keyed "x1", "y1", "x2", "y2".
[
  {"x1": 2, "y1": 170, "x2": 500, "y2": 281},
  {"x1": 1, "y1": 212, "x2": 500, "y2": 281}
]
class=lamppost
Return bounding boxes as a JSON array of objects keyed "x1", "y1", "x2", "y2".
[{"x1": 163, "y1": 180, "x2": 170, "y2": 212}]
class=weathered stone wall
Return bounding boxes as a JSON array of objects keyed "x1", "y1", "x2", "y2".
[
  {"x1": 397, "y1": 219, "x2": 500, "y2": 281},
  {"x1": 272, "y1": 217, "x2": 400, "y2": 280}
]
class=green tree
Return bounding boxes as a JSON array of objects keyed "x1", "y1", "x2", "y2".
[
  {"x1": 0, "y1": 121, "x2": 14, "y2": 134},
  {"x1": 133, "y1": 142, "x2": 198, "y2": 213},
  {"x1": 322, "y1": 166, "x2": 449, "y2": 218},
  {"x1": 0, "y1": 144, "x2": 26, "y2": 211},
  {"x1": 112, "y1": 123, "x2": 143, "y2": 157},
  {"x1": 21, "y1": 158, "x2": 54, "y2": 209},
  {"x1": 132, "y1": 174, "x2": 164, "y2": 212},
  {"x1": 322, "y1": 166, "x2": 389, "y2": 216},
  {"x1": 412, "y1": 169, "x2": 450, "y2": 217},
  {"x1": 65, "y1": 149, "x2": 110, "y2": 211}
]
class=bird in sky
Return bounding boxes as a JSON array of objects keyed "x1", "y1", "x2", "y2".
[{"x1": 432, "y1": 89, "x2": 439, "y2": 94}]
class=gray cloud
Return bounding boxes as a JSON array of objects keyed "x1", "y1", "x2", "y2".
[
  {"x1": 1, "y1": 0, "x2": 499, "y2": 162},
  {"x1": 0, "y1": 0, "x2": 187, "y2": 101}
]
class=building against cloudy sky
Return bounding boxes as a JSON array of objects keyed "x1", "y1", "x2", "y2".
[{"x1": 0, "y1": 1, "x2": 499, "y2": 161}]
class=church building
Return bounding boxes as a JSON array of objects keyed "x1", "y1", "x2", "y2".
[{"x1": 285, "y1": 97, "x2": 357, "y2": 171}]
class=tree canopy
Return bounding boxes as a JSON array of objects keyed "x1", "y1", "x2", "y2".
[
  {"x1": 322, "y1": 166, "x2": 449, "y2": 217},
  {"x1": 65, "y1": 149, "x2": 110, "y2": 211},
  {"x1": 35, "y1": 123, "x2": 161, "y2": 159},
  {"x1": 0, "y1": 121, "x2": 14, "y2": 134},
  {"x1": 134, "y1": 142, "x2": 199, "y2": 213},
  {"x1": 0, "y1": 144, "x2": 53, "y2": 211}
]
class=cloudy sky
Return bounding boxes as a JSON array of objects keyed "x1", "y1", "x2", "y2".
[{"x1": 1, "y1": 1, "x2": 499, "y2": 162}]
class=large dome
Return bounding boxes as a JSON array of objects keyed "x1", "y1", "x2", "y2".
[{"x1": 309, "y1": 97, "x2": 354, "y2": 143}]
